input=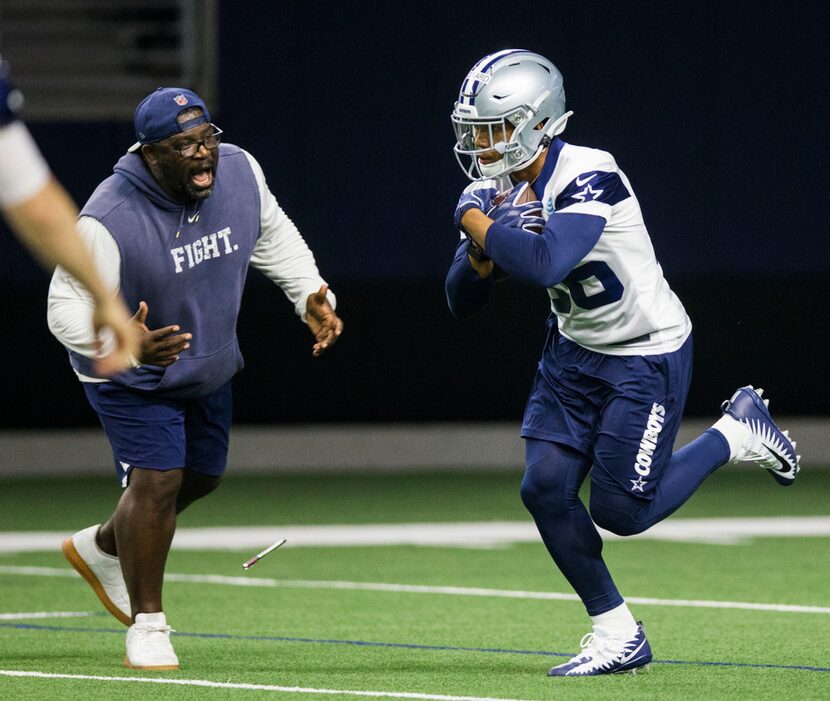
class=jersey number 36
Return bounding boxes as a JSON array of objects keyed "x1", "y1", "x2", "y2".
[{"x1": 549, "y1": 261, "x2": 623, "y2": 313}]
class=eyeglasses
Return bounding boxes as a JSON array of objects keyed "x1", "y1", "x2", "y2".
[{"x1": 161, "y1": 124, "x2": 223, "y2": 158}]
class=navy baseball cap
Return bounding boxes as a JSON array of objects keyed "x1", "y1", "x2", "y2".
[{"x1": 128, "y1": 87, "x2": 211, "y2": 152}]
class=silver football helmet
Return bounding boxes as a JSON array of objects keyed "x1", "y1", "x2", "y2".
[{"x1": 452, "y1": 49, "x2": 572, "y2": 180}]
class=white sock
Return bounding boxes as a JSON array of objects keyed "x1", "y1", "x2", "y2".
[
  {"x1": 135, "y1": 612, "x2": 167, "y2": 626},
  {"x1": 590, "y1": 602, "x2": 638, "y2": 640},
  {"x1": 711, "y1": 414, "x2": 751, "y2": 460}
]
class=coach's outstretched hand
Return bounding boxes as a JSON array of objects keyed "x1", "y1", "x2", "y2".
[
  {"x1": 131, "y1": 301, "x2": 192, "y2": 367},
  {"x1": 306, "y1": 284, "x2": 343, "y2": 357}
]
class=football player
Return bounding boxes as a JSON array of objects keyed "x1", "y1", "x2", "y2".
[{"x1": 445, "y1": 49, "x2": 801, "y2": 676}]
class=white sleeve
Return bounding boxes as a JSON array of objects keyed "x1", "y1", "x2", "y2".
[
  {"x1": 551, "y1": 148, "x2": 622, "y2": 219},
  {"x1": 243, "y1": 150, "x2": 335, "y2": 320},
  {"x1": 0, "y1": 121, "x2": 50, "y2": 207},
  {"x1": 47, "y1": 215, "x2": 123, "y2": 358}
]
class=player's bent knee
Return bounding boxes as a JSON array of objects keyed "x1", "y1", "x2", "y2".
[
  {"x1": 520, "y1": 465, "x2": 568, "y2": 515},
  {"x1": 589, "y1": 489, "x2": 650, "y2": 537},
  {"x1": 590, "y1": 509, "x2": 642, "y2": 536},
  {"x1": 519, "y1": 474, "x2": 541, "y2": 512}
]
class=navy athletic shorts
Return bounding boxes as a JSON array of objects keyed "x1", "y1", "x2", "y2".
[
  {"x1": 83, "y1": 380, "x2": 233, "y2": 487},
  {"x1": 521, "y1": 331, "x2": 693, "y2": 498}
]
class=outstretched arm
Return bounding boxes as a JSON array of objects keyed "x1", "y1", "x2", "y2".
[{"x1": 243, "y1": 150, "x2": 342, "y2": 356}]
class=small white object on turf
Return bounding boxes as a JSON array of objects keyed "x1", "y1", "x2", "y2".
[
  {"x1": 125, "y1": 612, "x2": 179, "y2": 670},
  {"x1": 61, "y1": 524, "x2": 131, "y2": 626},
  {"x1": 242, "y1": 537, "x2": 287, "y2": 570}
]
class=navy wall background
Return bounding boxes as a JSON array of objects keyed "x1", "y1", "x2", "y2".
[{"x1": 1, "y1": 1, "x2": 826, "y2": 427}]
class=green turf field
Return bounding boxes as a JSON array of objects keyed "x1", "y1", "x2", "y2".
[{"x1": 1, "y1": 468, "x2": 829, "y2": 700}]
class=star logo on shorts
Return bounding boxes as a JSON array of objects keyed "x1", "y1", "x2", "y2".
[{"x1": 630, "y1": 476, "x2": 647, "y2": 492}]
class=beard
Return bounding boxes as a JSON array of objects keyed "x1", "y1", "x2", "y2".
[{"x1": 184, "y1": 181, "x2": 214, "y2": 200}]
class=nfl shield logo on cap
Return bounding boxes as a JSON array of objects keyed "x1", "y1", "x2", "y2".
[{"x1": 174, "y1": 94, "x2": 189, "y2": 106}]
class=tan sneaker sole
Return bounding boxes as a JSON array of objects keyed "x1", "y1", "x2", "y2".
[
  {"x1": 124, "y1": 655, "x2": 180, "y2": 671},
  {"x1": 61, "y1": 536, "x2": 132, "y2": 626}
]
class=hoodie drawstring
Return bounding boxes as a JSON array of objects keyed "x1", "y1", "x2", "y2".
[{"x1": 175, "y1": 203, "x2": 200, "y2": 238}]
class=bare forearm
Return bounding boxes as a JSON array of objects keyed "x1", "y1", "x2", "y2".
[
  {"x1": 459, "y1": 208, "x2": 493, "y2": 250},
  {"x1": 5, "y1": 178, "x2": 112, "y2": 304}
]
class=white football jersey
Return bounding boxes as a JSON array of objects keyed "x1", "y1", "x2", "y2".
[{"x1": 531, "y1": 141, "x2": 691, "y2": 355}]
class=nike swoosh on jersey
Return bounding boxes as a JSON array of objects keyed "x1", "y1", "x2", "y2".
[{"x1": 575, "y1": 173, "x2": 598, "y2": 186}]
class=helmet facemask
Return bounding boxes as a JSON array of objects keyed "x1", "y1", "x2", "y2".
[{"x1": 453, "y1": 109, "x2": 570, "y2": 180}]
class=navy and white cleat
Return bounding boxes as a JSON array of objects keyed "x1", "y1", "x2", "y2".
[
  {"x1": 721, "y1": 385, "x2": 801, "y2": 486},
  {"x1": 547, "y1": 621, "x2": 652, "y2": 676}
]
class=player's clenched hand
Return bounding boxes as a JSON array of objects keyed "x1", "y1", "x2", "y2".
[
  {"x1": 487, "y1": 182, "x2": 545, "y2": 233},
  {"x1": 453, "y1": 179, "x2": 498, "y2": 230},
  {"x1": 131, "y1": 300, "x2": 191, "y2": 367},
  {"x1": 306, "y1": 284, "x2": 343, "y2": 357},
  {"x1": 489, "y1": 199, "x2": 545, "y2": 233}
]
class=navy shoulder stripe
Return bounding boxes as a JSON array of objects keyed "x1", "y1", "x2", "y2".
[{"x1": 555, "y1": 170, "x2": 630, "y2": 210}]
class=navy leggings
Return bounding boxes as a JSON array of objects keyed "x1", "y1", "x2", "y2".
[{"x1": 520, "y1": 430, "x2": 728, "y2": 615}]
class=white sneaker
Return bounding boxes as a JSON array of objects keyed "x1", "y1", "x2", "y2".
[
  {"x1": 62, "y1": 524, "x2": 132, "y2": 626},
  {"x1": 125, "y1": 612, "x2": 180, "y2": 670}
]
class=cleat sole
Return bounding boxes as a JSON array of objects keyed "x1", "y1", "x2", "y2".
[{"x1": 618, "y1": 663, "x2": 650, "y2": 675}]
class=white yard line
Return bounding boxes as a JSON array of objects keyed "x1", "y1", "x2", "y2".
[
  {"x1": 0, "y1": 670, "x2": 534, "y2": 701},
  {"x1": 1, "y1": 565, "x2": 827, "y2": 615},
  {"x1": 0, "y1": 611, "x2": 97, "y2": 620},
  {"x1": 2, "y1": 516, "x2": 830, "y2": 554}
]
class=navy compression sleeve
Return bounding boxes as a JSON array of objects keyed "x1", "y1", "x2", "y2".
[
  {"x1": 445, "y1": 239, "x2": 494, "y2": 319},
  {"x1": 484, "y1": 212, "x2": 606, "y2": 288}
]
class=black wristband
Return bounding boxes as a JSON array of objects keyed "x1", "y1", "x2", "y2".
[{"x1": 467, "y1": 238, "x2": 490, "y2": 262}]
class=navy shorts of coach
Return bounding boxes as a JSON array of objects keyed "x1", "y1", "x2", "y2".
[
  {"x1": 521, "y1": 326, "x2": 693, "y2": 499},
  {"x1": 83, "y1": 380, "x2": 233, "y2": 488}
]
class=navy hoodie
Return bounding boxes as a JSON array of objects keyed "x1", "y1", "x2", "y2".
[{"x1": 71, "y1": 144, "x2": 261, "y2": 398}]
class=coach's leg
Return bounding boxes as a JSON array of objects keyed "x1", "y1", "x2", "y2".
[
  {"x1": 112, "y1": 466, "x2": 183, "y2": 616},
  {"x1": 97, "y1": 471, "x2": 221, "y2": 558},
  {"x1": 95, "y1": 517, "x2": 118, "y2": 555},
  {"x1": 177, "y1": 381, "x2": 232, "y2": 514},
  {"x1": 176, "y1": 470, "x2": 222, "y2": 513}
]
